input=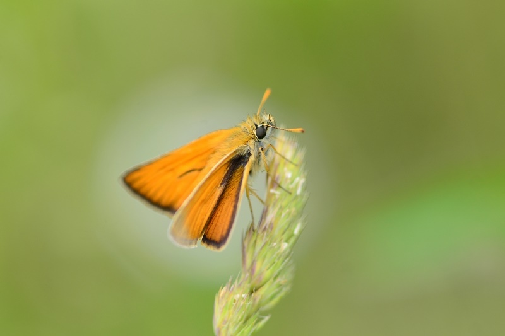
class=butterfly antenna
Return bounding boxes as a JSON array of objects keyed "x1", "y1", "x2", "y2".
[
  {"x1": 257, "y1": 88, "x2": 271, "y2": 117},
  {"x1": 269, "y1": 125, "x2": 305, "y2": 133}
]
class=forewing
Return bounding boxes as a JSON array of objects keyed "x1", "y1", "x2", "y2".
[
  {"x1": 169, "y1": 147, "x2": 252, "y2": 248},
  {"x1": 122, "y1": 129, "x2": 234, "y2": 214}
]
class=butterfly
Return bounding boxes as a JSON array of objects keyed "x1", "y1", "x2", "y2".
[{"x1": 122, "y1": 89, "x2": 304, "y2": 250}]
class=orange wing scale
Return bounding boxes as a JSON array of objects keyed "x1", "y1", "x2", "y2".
[
  {"x1": 170, "y1": 147, "x2": 252, "y2": 249},
  {"x1": 122, "y1": 129, "x2": 235, "y2": 214}
]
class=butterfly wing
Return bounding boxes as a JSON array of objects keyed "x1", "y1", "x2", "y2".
[
  {"x1": 122, "y1": 129, "x2": 236, "y2": 215},
  {"x1": 201, "y1": 154, "x2": 253, "y2": 250},
  {"x1": 169, "y1": 145, "x2": 253, "y2": 250}
]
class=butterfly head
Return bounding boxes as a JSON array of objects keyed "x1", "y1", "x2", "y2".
[{"x1": 252, "y1": 113, "x2": 275, "y2": 140}]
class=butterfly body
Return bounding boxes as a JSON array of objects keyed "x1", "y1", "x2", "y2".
[{"x1": 123, "y1": 90, "x2": 302, "y2": 250}]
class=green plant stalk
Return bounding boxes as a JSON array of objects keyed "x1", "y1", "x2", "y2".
[{"x1": 213, "y1": 132, "x2": 307, "y2": 336}]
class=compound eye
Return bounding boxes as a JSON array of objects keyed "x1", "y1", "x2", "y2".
[{"x1": 256, "y1": 125, "x2": 267, "y2": 139}]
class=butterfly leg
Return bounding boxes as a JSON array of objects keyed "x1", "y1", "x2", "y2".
[
  {"x1": 263, "y1": 143, "x2": 298, "y2": 166},
  {"x1": 248, "y1": 187, "x2": 265, "y2": 205},
  {"x1": 245, "y1": 186, "x2": 256, "y2": 225},
  {"x1": 259, "y1": 147, "x2": 292, "y2": 195}
]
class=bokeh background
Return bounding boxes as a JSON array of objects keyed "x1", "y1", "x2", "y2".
[{"x1": 1, "y1": 0, "x2": 504, "y2": 335}]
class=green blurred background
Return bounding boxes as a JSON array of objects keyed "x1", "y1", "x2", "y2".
[{"x1": 1, "y1": 0, "x2": 504, "y2": 335}]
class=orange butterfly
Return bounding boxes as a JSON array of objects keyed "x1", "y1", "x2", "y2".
[{"x1": 122, "y1": 89, "x2": 304, "y2": 250}]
